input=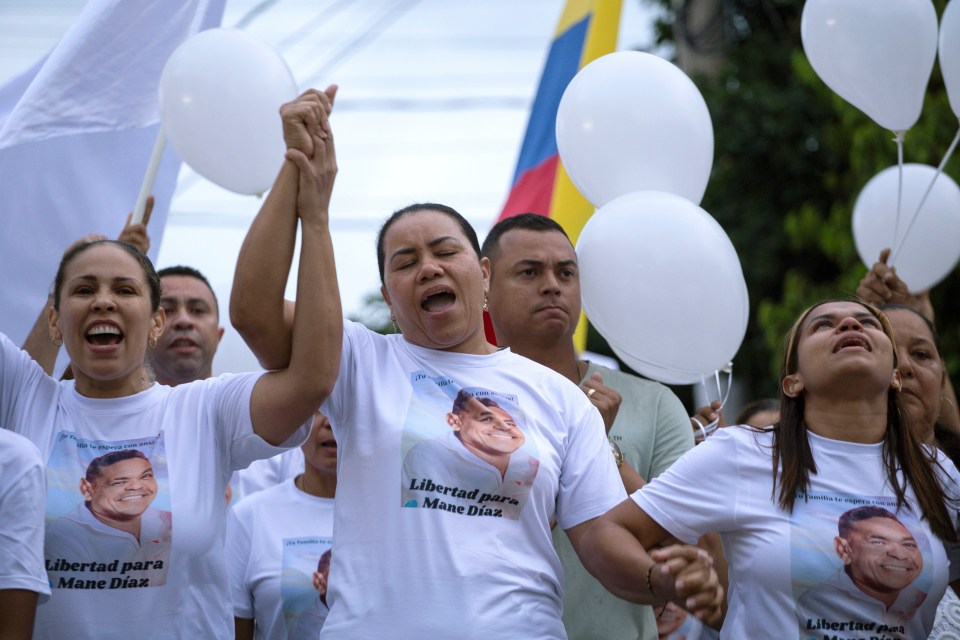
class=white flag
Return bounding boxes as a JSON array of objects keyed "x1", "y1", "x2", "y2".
[{"x1": 0, "y1": 0, "x2": 225, "y2": 344}]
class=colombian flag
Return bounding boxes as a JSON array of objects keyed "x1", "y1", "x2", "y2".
[{"x1": 492, "y1": 0, "x2": 622, "y2": 349}]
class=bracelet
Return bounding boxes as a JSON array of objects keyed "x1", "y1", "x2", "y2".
[{"x1": 646, "y1": 562, "x2": 658, "y2": 598}]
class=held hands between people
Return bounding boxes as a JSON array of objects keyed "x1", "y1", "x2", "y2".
[
  {"x1": 581, "y1": 372, "x2": 621, "y2": 434},
  {"x1": 280, "y1": 87, "x2": 337, "y2": 157},
  {"x1": 281, "y1": 87, "x2": 339, "y2": 224},
  {"x1": 649, "y1": 544, "x2": 724, "y2": 627}
]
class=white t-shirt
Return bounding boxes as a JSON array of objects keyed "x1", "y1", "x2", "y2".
[
  {"x1": 0, "y1": 428, "x2": 49, "y2": 600},
  {"x1": 231, "y1": 447, "x2": 304, "y2": 505},
  {"x1": 0, "y1": 332, "x2": 310, "y2": 639},
  {"x1": 319, "y1": 321, "x2": 625, "y2": 639},
  {"x1": 227, "y1": 479, "x2": 335, "y2": 640},
  {"x1": 633, "y1": 426, "x2": 960, "y2": 640},
  {"x1": 401, "y1": 430, "x2": 539, "y2": 520}
]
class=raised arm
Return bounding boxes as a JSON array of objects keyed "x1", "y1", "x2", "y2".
[
  {"x1": 239, "y1": 87, "x2": 343, "y2": 445},
  {"x1": 231, "y1": 89, "x2": 335, "y2": 370}
]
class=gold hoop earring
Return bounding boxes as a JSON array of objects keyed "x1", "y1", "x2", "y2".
[
  {"x1": 148, "y1": 336, "x2": 158, "y2": 349},
  {"x1": 51, "y1": 335, "x2": 62, "y2": 347}
]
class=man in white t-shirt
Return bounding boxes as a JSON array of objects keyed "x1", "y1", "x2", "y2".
[{"x1": 797, "y1": 506, "x2": 927, "y2": 631}]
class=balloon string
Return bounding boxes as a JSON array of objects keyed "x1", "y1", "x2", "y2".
[
  {"x1": 890, "y1": 130, "x2": 906, "y2": 263},
  {"x1": 695, "y1": 363, "x2": 734, "y2": 440},
  {"x1": 890, "y1": 125, "x2": 960, "y2": 264}
]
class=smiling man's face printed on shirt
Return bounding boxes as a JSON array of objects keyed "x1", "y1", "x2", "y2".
[
  {"x1": 837, "y1": 515, "x2": 923, "y2": 596},
  {"x1": 81, "y1": 455, "x2": 157, "y2": 522},
  {"x1": 448, "y1": 396, "x2": 525, "y2": 458}
]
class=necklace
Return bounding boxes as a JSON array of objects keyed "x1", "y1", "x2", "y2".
[{"x1": 574, "y1": 360, "x2": 587, "y2": 383}]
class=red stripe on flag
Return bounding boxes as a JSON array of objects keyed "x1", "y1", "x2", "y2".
[{"x1": 496, "y1": 154, "x2": 558, "y2": 222}]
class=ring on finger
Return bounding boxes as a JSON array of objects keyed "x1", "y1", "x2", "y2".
[{"x1": 587, "y1": 388, "x2": 597, "y2": 398}]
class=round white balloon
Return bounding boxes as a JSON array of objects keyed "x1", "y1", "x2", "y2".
[
  {"x1": 800, "y1": 0, "x2": 938, "y2": 132},
  {"x1": 159, "y1": 28, "x2": 297, "y2": 195},
  {"x1": 853, "y1": 163, "x2": 960, "y2": 292},
  {"x1": 556, "y1": 51, "x2": 713, "y2": 208},
  {"x1": 940, "y1": 0, "x2": 960, "y2": 118},
  {"x1": 609, "y1": 343, "x2": 708, "y2": 385},
  {"x1": 578, "y1": 191, "x2": 748, "y2": 384}
]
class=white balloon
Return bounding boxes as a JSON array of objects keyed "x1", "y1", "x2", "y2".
[
  {"x1": 800, "y1": 0, "x2": 938, "y2": 132},
  {"x1": 853, "y1": 163, "x2": 960, "y2": 292},
  {"x1": 556, "y1": 52, "x2": 713, "y2": 208},
  {"x1": 577, "y1": 191, "x2": 748, "y2": 384},
  {"x1": 609, "y1": 343, "x2": 708, "y2": 385},
  {"x1": 159, "y1": 28, "x2": 297, "y2": 195},
  {"x1": 940, "y1": 0, "x2": 960, "y2": 118}
]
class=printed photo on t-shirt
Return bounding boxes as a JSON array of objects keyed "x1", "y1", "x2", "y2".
[
  {"x1": 44, "y1": 431, "x2": 172, "y2": 590},
  {"x1": 791, "y1": 492, "x2": 933, "y2": 640},
  {"x1": 400, "y1": 372, "x2": 540, "y2": 519},
  {"x1": 282, "y1": 536, "x2": 333, "y2": 639}
]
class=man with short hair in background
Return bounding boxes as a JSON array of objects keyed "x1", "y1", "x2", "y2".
[
  {"x1": 482, "y1": 213, "x2": 695, "y2": 640},
  {"x1": 150, "y1": 265, "x2": 224, "y2": 386}
]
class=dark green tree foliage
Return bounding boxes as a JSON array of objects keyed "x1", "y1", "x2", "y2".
[{"x1": 639, "y1": 0, "x2": 960, "y2": 398}]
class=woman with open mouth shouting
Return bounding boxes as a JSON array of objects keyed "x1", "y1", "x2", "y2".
[
  {"x1": 0, "y1": 90, "x2": 340, "y2": 638},
  {"x1": 230, "y1": 88, "x2": 722, "y2": 640}
]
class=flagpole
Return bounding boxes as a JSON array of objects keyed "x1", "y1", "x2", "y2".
[{"x1": 132, "y1": 128, "x2": 167, "y2": 224}]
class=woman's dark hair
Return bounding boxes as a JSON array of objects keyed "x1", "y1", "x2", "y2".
[
  {"x1": 375, "y1": 203, "x2": 481, "y2": 283},
  {"x1": 773, "y1": 298, "x2": 956, "y2": 542},
  {"x1": 53, "y1": 239, "x2": 161, "y2": 311}
]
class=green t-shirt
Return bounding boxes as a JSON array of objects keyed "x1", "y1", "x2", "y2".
[{"x1": 552, "y1": 361, "x2": 694, "y2": 640}]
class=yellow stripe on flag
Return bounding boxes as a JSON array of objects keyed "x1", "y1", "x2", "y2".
[{"x1": 554, "y1": 0, "x2": 592, "y2": 37}]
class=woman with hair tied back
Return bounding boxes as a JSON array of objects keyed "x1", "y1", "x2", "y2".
[
  {"x1": 230, "y1": 87, "x2": 722, "y2": 639},
  {"x1": 579, "y1": 299, "x2": 960, "y2": 638},
  {"x1": 0, "y1": 120, "x2": 339, "y2": 636}
]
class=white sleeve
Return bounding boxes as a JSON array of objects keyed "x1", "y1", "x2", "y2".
[
  {"x1": 631, "y1": 427, "x2": 744, "y2": 544},
  {"x1": 0, "y1": 434, "x2": 50, "y2": 599},
  {"x1": 320, "y1": 320, "x2": 369, "y2": 429},
  {"x1": 0, "y1": 332, "x2": 57, "y2": 440},
  {"x1": 556, "y1": 400, "x2": 627, "y2": 530},
  {"x1": 208, "y1": 371, "x2": 310, "y2": 472},
  {"x1": 225, "y1": 504, "x2": 255, "y2": 619},
  {"x1": 933, "y1": 450, "x2": 960, "y2": 582}
]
